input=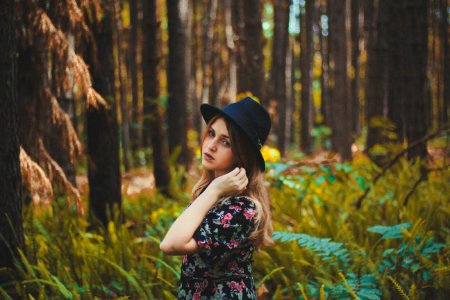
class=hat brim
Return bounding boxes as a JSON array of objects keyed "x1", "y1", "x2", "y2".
[{"x1": 200, "y1": 103, "x2": 266, "y2": 171}]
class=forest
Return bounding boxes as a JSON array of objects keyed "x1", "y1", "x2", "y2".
[{"x1": 0, "y1": 0, "x2": 449, "y2": 299}]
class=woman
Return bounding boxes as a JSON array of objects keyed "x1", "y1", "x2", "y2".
[{"x1": 160, "y1": 97, "x2": 273, "y2": 299}]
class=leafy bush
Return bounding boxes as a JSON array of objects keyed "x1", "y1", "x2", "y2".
[{"x1": 1, "y1": 155, "x2": 448, "y2": 299}]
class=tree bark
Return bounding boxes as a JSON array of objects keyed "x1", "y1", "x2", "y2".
[
  {"x1": 225, "y1": 0, "x2": 237, "y2": 103},
  {"x1": 440, "y1": 0, "x2": 449, "y2": 125},
  {"x1": 129, "y1": 0, "x2": 142, "y2": 153},
  {"x1": 300, "y1": 0, "x2": 314, "y2": 154},
  {"x1": 0, "y1": 0, "x2": 24, "y2": 275},
  {"x1": 329, "y1": 0, "x2": 352, "y2": 160},
  {"x1": 143, "y1": 0, "x2": 171, "y2": 193},
  {"x1": 167, "y1": 0, "x2": 191, "y2": 167},
  {"x1": 85, "y1": 0, "x2": 122, "y2": 226},
  {"x1": 233, "y1": 0, "x2": 265, "y2": 103},
  {"x1": 113, "y1": 0, "x2": 131, "y2": 171},
  {"x1": 402, "y1": 0, "x2": 428, "y2": 159},
  {"x1": 201, "y1": 0, "x2": 218, "y2": 106},
  {"x1": 365, "y1": 0, "x2": 389, "y2": 154},
  {"x1": 319, "y1": 4, "x2": 330, "y2": 128},
  {"x1": 350, "y1": 0, "x2": 361, "y2": 135},
  {"x1": 270, "y1": 0, "x2": 290, "y2": 155}
]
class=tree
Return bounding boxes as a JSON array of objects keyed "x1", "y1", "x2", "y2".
[
  {"x1": 402, "y1": 0, "x2": 429, "y2": 159},
  {"x1": 113, "y1": 0, "x2": 131, "y2": 171},
  {"x1": 142, "y1": 0, "x2": 171, "y2": 193},
  {"x1": 129, "y1": 0, "x2": 142, "y2": 153},
  {"x1": 270, "y1": 0, "x2": 291, "y2": 156},
  {"x1": 350, "y1": 0, "x2": 361, "y2": 135},
  {"x1": 365, "y1": 0, "x2": 389, "y2": 155},
  {"x1": 167, "y1": 0, "x2": 191, "y2": 167},
  {"x1": 300, "y1": 0, "x2": 315, "y2": 154},
  {"x1": 0, "y1": 0, "x2": 24, "y2": 275},
  {"x1": 85, "y1": 0, "x2": 122, "y2": 226},
  {"x1": 233, "y1": 0, "x2": 266, "y2": 103},
  {"x1": 329, "y1": 0, "x2": 352, "y2": 160},
  {"x1": 439, "y1": 0, "x2": 449, "y2": 126}
]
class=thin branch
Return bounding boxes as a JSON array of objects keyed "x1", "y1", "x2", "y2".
[
  {"x1": 355, "y1": 128, "x2": 449, "y2": 209},
  {"x1": 403, "y1": 165, "x2": 449, "y2": 206}
]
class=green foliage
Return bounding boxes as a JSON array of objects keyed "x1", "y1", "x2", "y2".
[{"x1": 1, "y1": 154, "x2": 448, "y2": 299}]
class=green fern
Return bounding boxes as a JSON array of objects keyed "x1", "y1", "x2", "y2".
[{"x1": 273, "y1": 232, "x2": 351, "y2": 266}]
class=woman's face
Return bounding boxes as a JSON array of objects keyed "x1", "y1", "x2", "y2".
[{"x1": 202, "y1": 118, "x2": 236, "y2": 177}]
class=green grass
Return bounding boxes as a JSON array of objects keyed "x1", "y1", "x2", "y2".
[{"x1": 1, "y1": 155, "x2": 449, "y2": 299}]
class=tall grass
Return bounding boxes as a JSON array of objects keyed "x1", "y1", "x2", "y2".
[{"x1": 1, "y1": 154, "x2": 448, "y2": 299}]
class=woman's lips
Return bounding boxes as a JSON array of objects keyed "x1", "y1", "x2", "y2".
[{"x1": 203, "y1": 153, "x2": 214, "y2": 161}]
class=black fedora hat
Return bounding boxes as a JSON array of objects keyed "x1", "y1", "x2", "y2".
[{"x1": 200, "y1": 97, "x2": 272, "y2": 171}]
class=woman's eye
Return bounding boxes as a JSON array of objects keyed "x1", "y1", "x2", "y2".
[
  {"x1": 208, "y1": 130, "x2": 215, "y2": 137},
  {"x1": 222, "y1": 139, "x2": 230, "y2": 147}
]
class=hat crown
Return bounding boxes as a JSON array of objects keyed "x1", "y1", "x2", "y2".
[
  {"x1": 200, "y1": 97, "x2": 272, "y2": 171},
  {"x1": 222, "y1": 98, "x2": 271, "y2": 149}
]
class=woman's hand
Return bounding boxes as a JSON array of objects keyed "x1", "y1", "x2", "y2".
[{"x1": 208, "y1": 167, "x2": 248, "y2": 198}]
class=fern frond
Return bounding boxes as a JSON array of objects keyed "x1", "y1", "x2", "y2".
[
  {"x1": 387, "y1": 276, "x2": 410, "y2": 300},
  {"x1": 408, "y1": 283, "x2": 418, "y2": 300},
  {"x1": 338, "y1": 272, "x2": 360, "y2": 299},
  {"x1": 319, "y1": 284, "x2": 325, "y2": 300},
  {"x1": 273, "y1": 232, "x2": 351, "y2": 265},
  {"x1": 296, "y1": 282, "x2": 308, "y2": 300}
]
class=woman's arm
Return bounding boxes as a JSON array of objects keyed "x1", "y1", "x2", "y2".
[
  {"x1": 160, "y1": 167, "x2": 248, "y2": 255},
  {"x1": 159, "y1": 186, "x2": 221, "y2": 255}
]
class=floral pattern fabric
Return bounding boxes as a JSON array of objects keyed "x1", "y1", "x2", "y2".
[{"x1": 178, "y1": 196, "x2": 258, "y2": 299}]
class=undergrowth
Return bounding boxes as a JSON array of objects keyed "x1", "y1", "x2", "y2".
[{"x1": 0, "y1": 154, "x2": 448, "y2": 299}]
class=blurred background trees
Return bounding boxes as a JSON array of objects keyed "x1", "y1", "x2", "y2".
[{"x1": 1, "y1": 0, "x2": 449, "y2": 291}]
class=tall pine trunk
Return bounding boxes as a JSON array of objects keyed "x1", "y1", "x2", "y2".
[
  {"x1": 329, "y1": 0, "x2": 352, "y2": 160},
  {"x1": 440, "y1": 0, "x2": 449, "y2": 125},
  {"x1": 86, "y1": 0, "x2": 122, "y2": 226},
  {"x1": 0, "y1": 0, "x2": 24, "y2": 276},
  {"x1": 350, "y1": 0, "x2": 361, "y2": 135},
  {"x1": 270, "y1": 0, "x2": 290, "y2": 156},
  {"x1": 233, "y1": 0, "x2": 265, "y2": 103},
  {"x1": 129, "y1": 0, "x2": 142, "y2": 153},
  {"x1": 143, "y1": 0, "x2": 171, "y2": 193},
  {"x1": 201, "y1": 0, "x2": 218, "y2": 106},
  {"x1": 365, "y1": 0, "x2": 389, "y2": 155},
  {"x1": 300, "y1": 0, "x2": 314, "y2": 154},
  {"x1": 167, "y1": 0, "x2": 191, "y2": 167},
  {"x1": 402, "y1": 0, "x2": 428, "y2": 159},
  {"x1": 113, "y1": 0, "x2": 130, "y2": 171},
  {"x1": 319, "y1": 4, "x2": 330, "y2": 129}
]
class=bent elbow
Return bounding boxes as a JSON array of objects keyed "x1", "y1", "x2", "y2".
[{"x1": 159, "y1": 240, "x2": 174, "y2": 255}]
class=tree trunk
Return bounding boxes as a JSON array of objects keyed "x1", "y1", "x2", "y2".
[
  {"x1": 402, "y1": 0, "x2": 428, "y2": 159},
  {"x1": 191, "y1": 0, "x2": 203, "y2": 138},
  {"x1": 167, "y1": 0, "x2": 191, "y2": 167},
  {"x1": 329, "y1": 0, "x2": 352, "y2": 160},
  {"x1": 113, "y1": 0, "x2": 131, "y2": 171},
  {"x1": 270, "y1": 0, "x2": 290, "y2": 155},
  {"x1": 350, "y1": 0, "x2": 361, "y2": 135},
  {"x1": 300, "y1": 0, "x2": 314, "y2": 154},
  {"x1": 386, "y1": 1, "x2": 404, "y2": 142},
  {"x1": 233, "y1": 0, "x2": 265, "y2": 103},
  {"x1": 86, "y1": 0, "x2": 122, "y2": 226},
  {"x1": 0, "y1": 0, "x2": 24, "y2": 276},
  {"x1": 129, "y1": 0, "x2": 142, "y2": 154},
  {"x1": 143, "y1": 0, "x2": 171, "y2": 193},
  {"x1": 365, "y1": 0, "x2": 389, "y2": 154},
  {"x1": 440, "y1": 0, "x2": 449, "y2": 125},
  {"x1": 319, "y1": 4, "x2": 330, "y2": 129},
  {"x1": 201, "y1": 0, "x2": 218, "y2": 106},
  {"x1": 225, "y1": 0, "x2": 237, "y2": 103}
]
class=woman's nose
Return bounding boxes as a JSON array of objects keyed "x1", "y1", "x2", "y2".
[{"x1": 207, "y1": 139, "x2": 217, "y2": 151}]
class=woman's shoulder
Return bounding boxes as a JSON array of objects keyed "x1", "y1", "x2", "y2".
[{"x1": 220, "y1": 195, "x2": 256, "y2": 209}]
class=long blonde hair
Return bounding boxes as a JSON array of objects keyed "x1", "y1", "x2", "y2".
[{"x1": 192, "y1": 115, "x2": 274, "y2": 251}]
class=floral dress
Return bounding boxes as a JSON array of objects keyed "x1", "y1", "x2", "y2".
[{"x1": 177, "y1": 196, "x2": 258, "y2": 300}]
